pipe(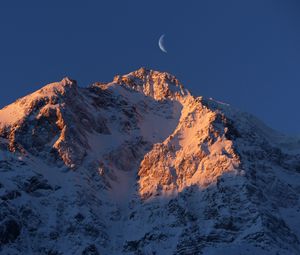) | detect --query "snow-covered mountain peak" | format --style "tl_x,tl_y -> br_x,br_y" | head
0,77 -> 79,130
60,76 -> 76,86
112,67 -> 188,100
30,76 -> 78,98
1,69 -> 300,255
35,77 -> 79,101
